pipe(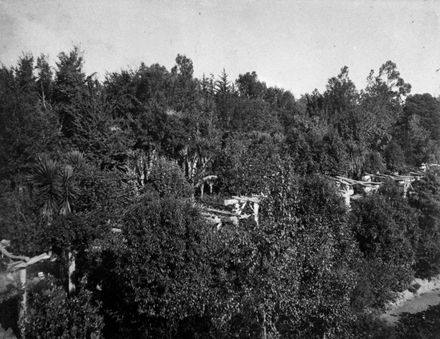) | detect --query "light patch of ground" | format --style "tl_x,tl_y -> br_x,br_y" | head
381,288 -> 440,324
381,274 -> 440,324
